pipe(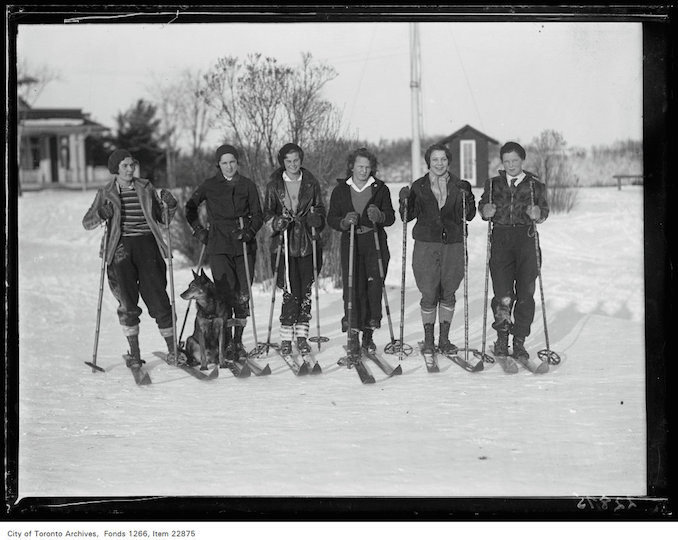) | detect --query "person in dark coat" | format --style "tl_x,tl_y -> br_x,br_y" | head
82,149 -> 180,367
263,143 -> 326,355
478,141 -> 549,361
184,144 -> 263,360
327,147 -> 395,356
399,143 -> 476,354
